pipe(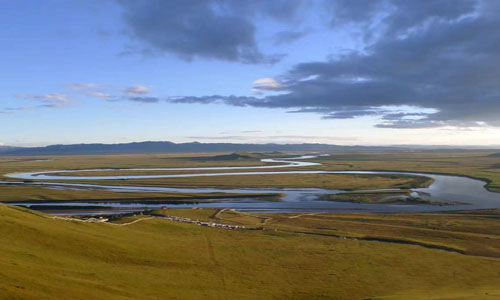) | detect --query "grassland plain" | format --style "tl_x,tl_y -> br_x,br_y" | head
58,173 -> 432,191
1,151 -> 498,190
0,184 -> 281,203
319,190 -> 442,204
1,205 -> 500,299
108,151 -> 498,192
312,151 -> 500,192
0,152 -> 441,203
